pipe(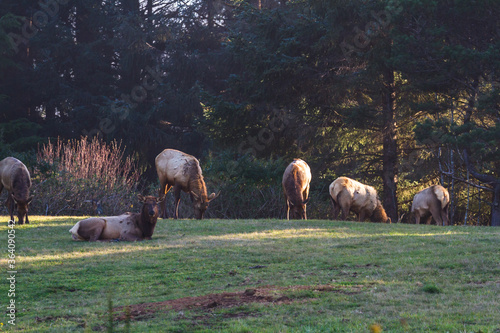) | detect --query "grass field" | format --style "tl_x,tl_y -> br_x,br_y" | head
1,216 -> 499,332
